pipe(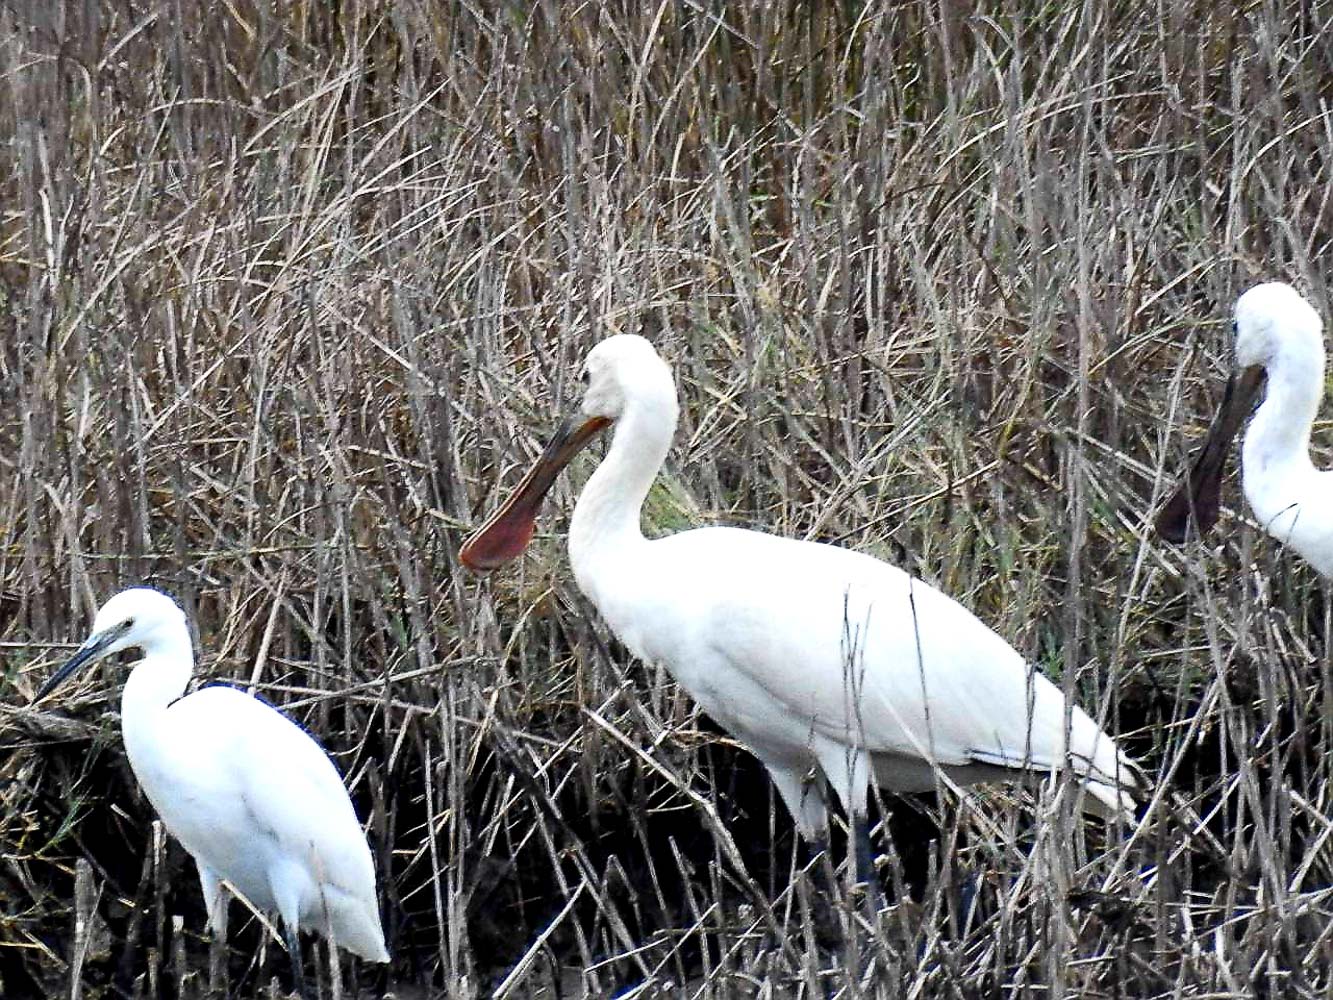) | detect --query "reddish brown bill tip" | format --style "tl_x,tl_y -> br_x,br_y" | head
458,414 -> 613,574
460,513 -> 537,572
